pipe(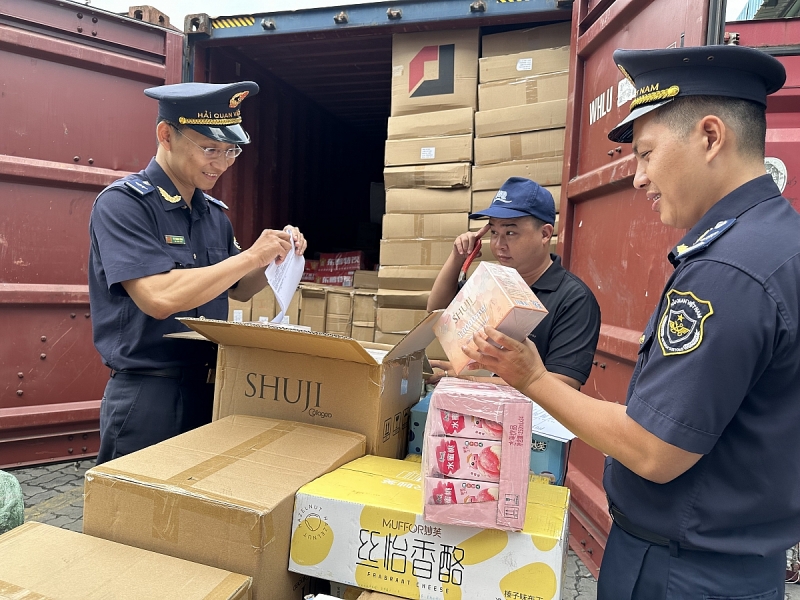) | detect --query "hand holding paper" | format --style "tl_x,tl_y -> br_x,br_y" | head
265,227 -> 305,323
